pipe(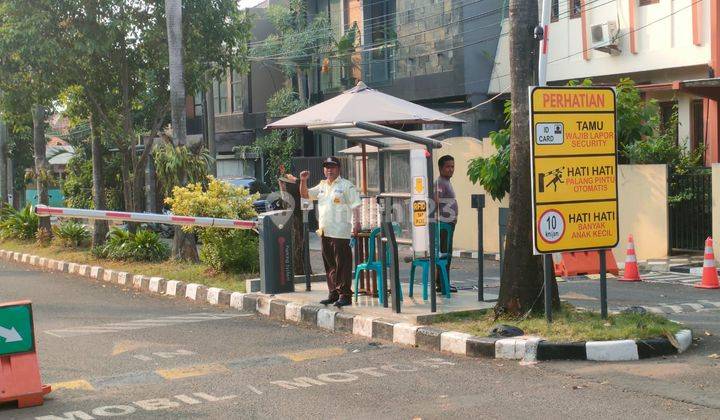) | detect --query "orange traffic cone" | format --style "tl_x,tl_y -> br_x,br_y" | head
619,234 -> 641,282
695,237 -> 719,289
